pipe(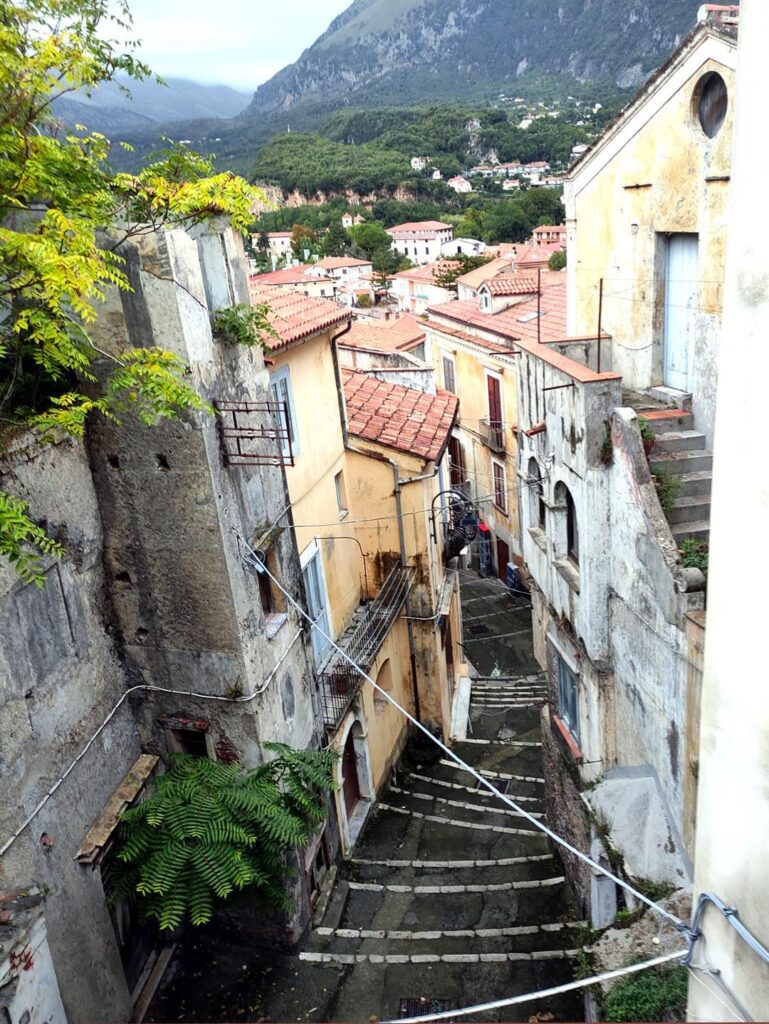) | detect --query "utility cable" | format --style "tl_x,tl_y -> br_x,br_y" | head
390,949 -> 688,1023
236,528 -> 686,933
